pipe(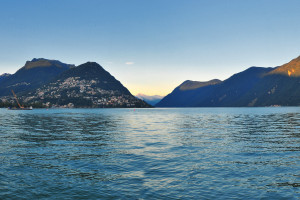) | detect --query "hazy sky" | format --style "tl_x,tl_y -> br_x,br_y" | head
1,0 -> 300,96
